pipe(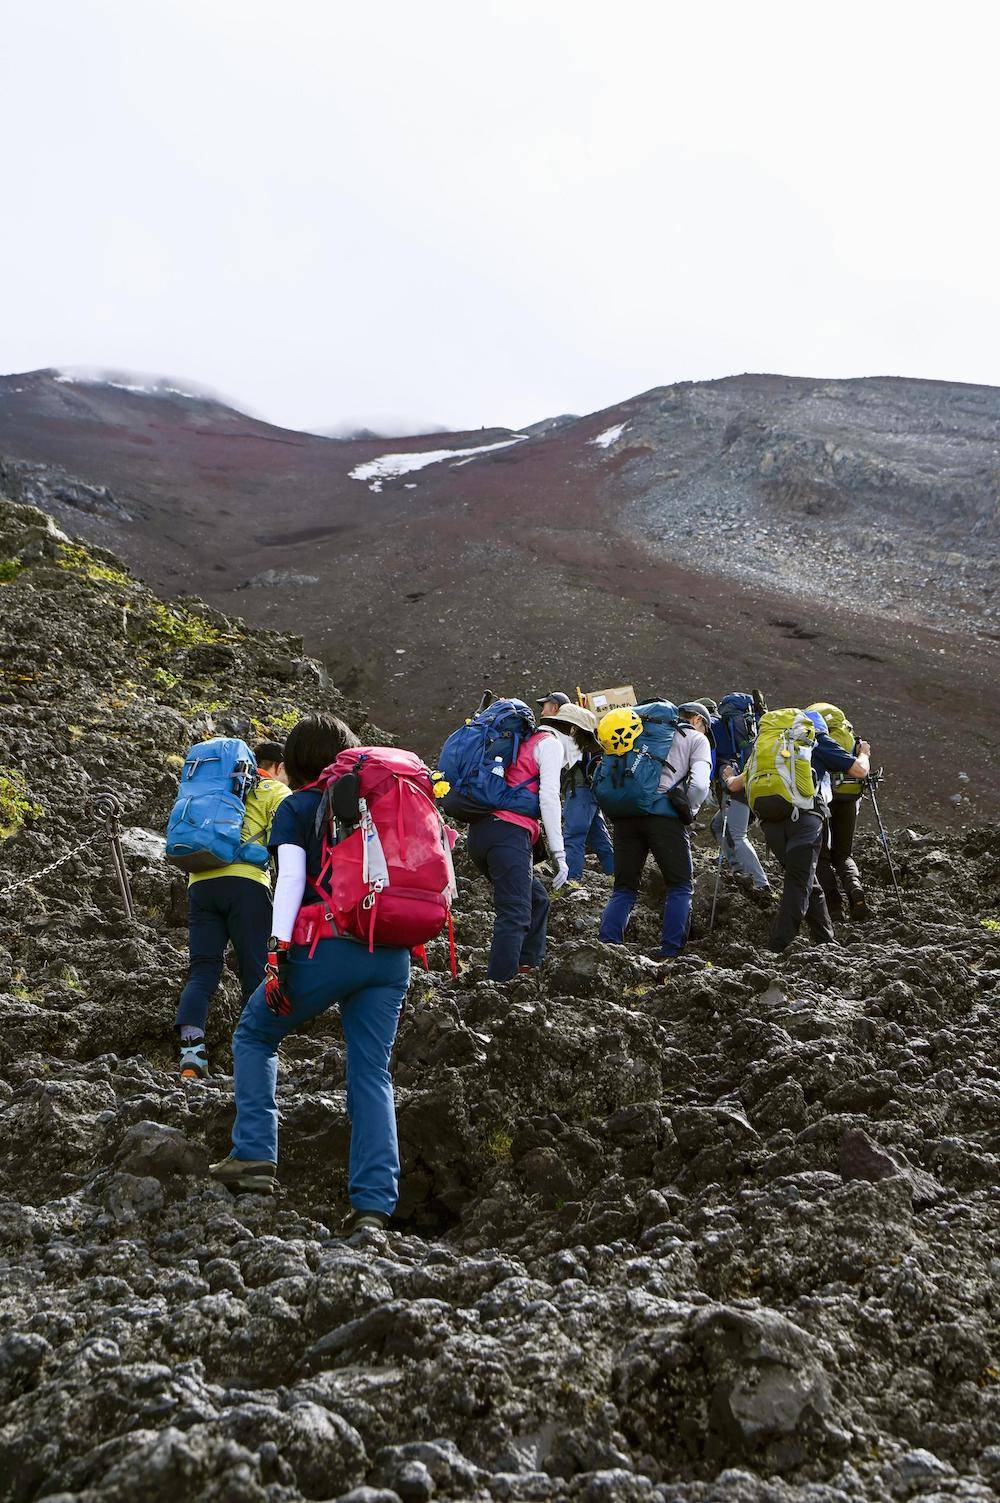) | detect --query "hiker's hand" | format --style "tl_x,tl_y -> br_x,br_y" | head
552,857 -> 570,891
264,941 -> 292,1016
858,740 -> 871,756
